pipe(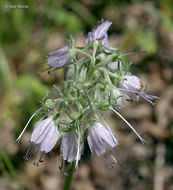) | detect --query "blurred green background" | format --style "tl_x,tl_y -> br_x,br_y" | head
0,0 -> 173,189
